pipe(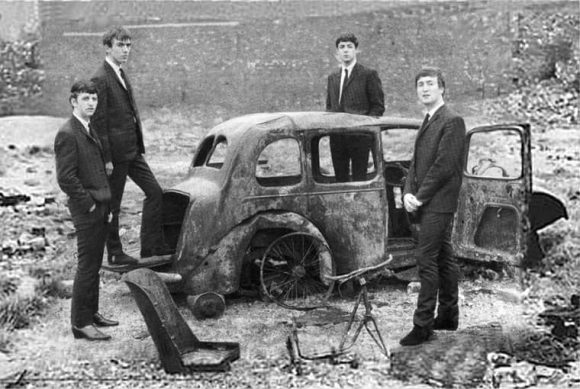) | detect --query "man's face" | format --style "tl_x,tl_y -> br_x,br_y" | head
106,38 -> 131,65
416,76 -> 444,107
72,92 -> 98,120
336,41 -> 357,66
